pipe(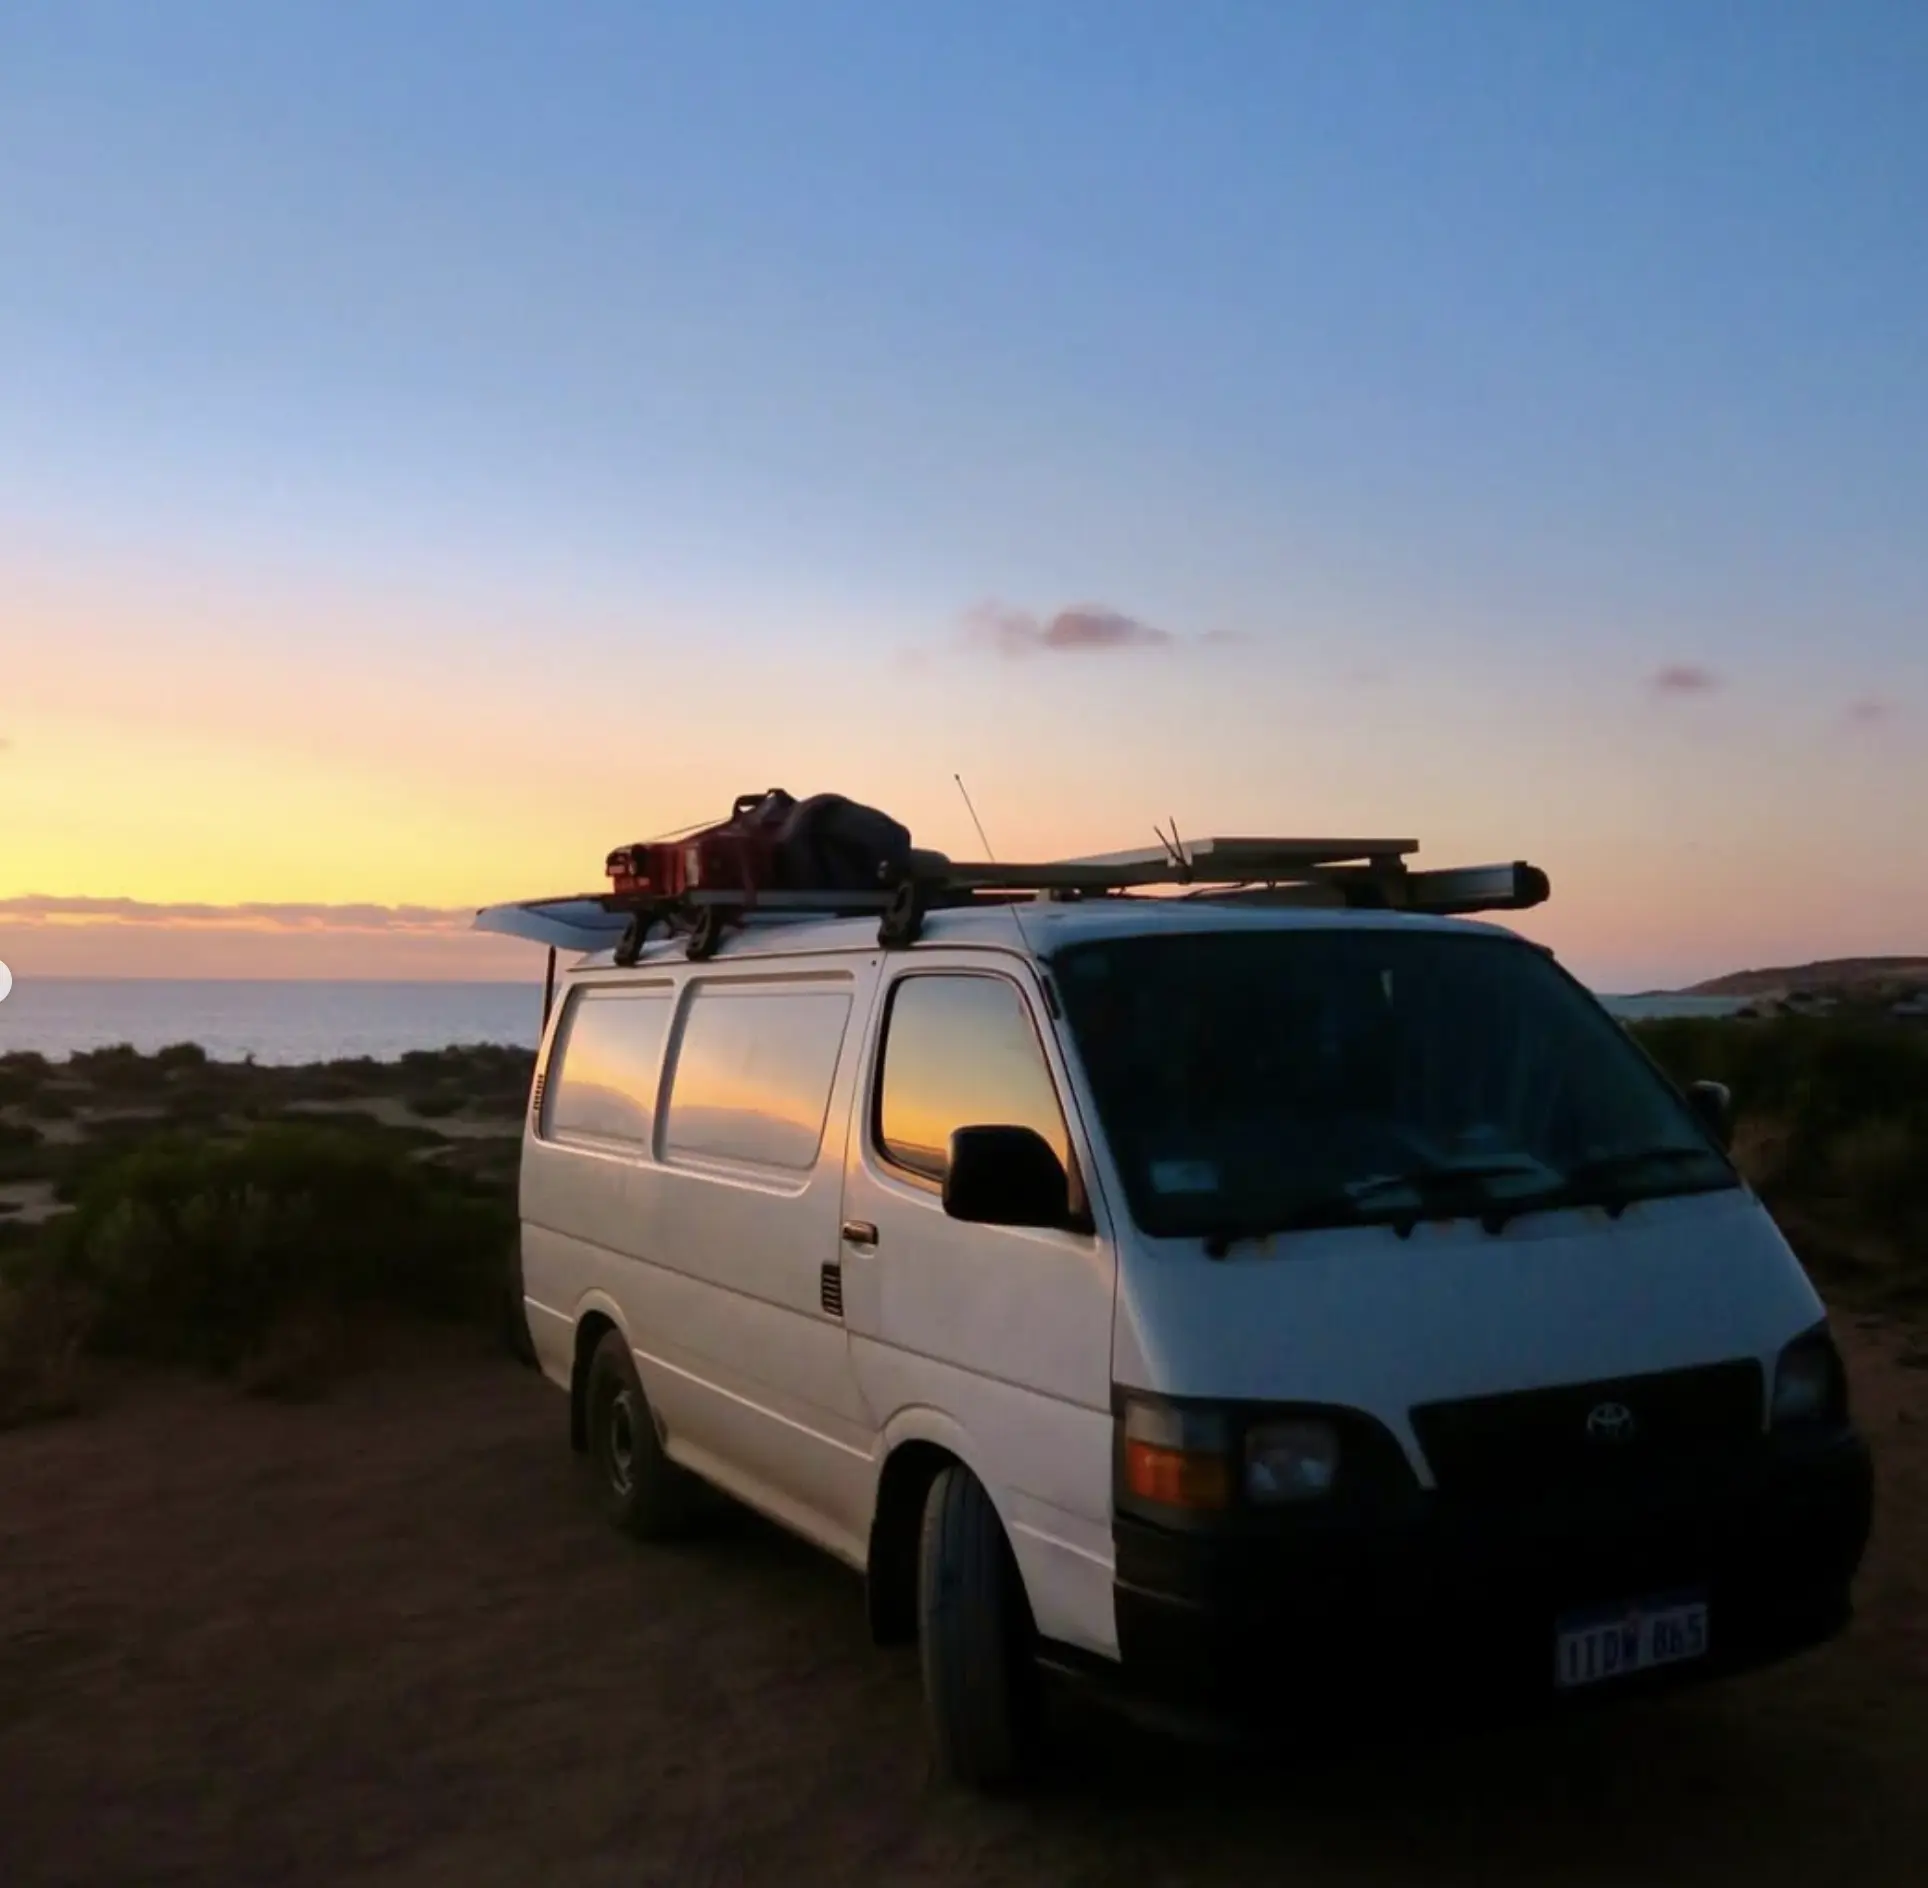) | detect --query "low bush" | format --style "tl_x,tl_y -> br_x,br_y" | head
1631,1016 -> 1928,1297
0,1052 -> 51,1107
1631,1016 -> 1928,1130
20,1123 -> 516,1380
67,1043 -> 169,1095
0,1120 -> 48,1182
